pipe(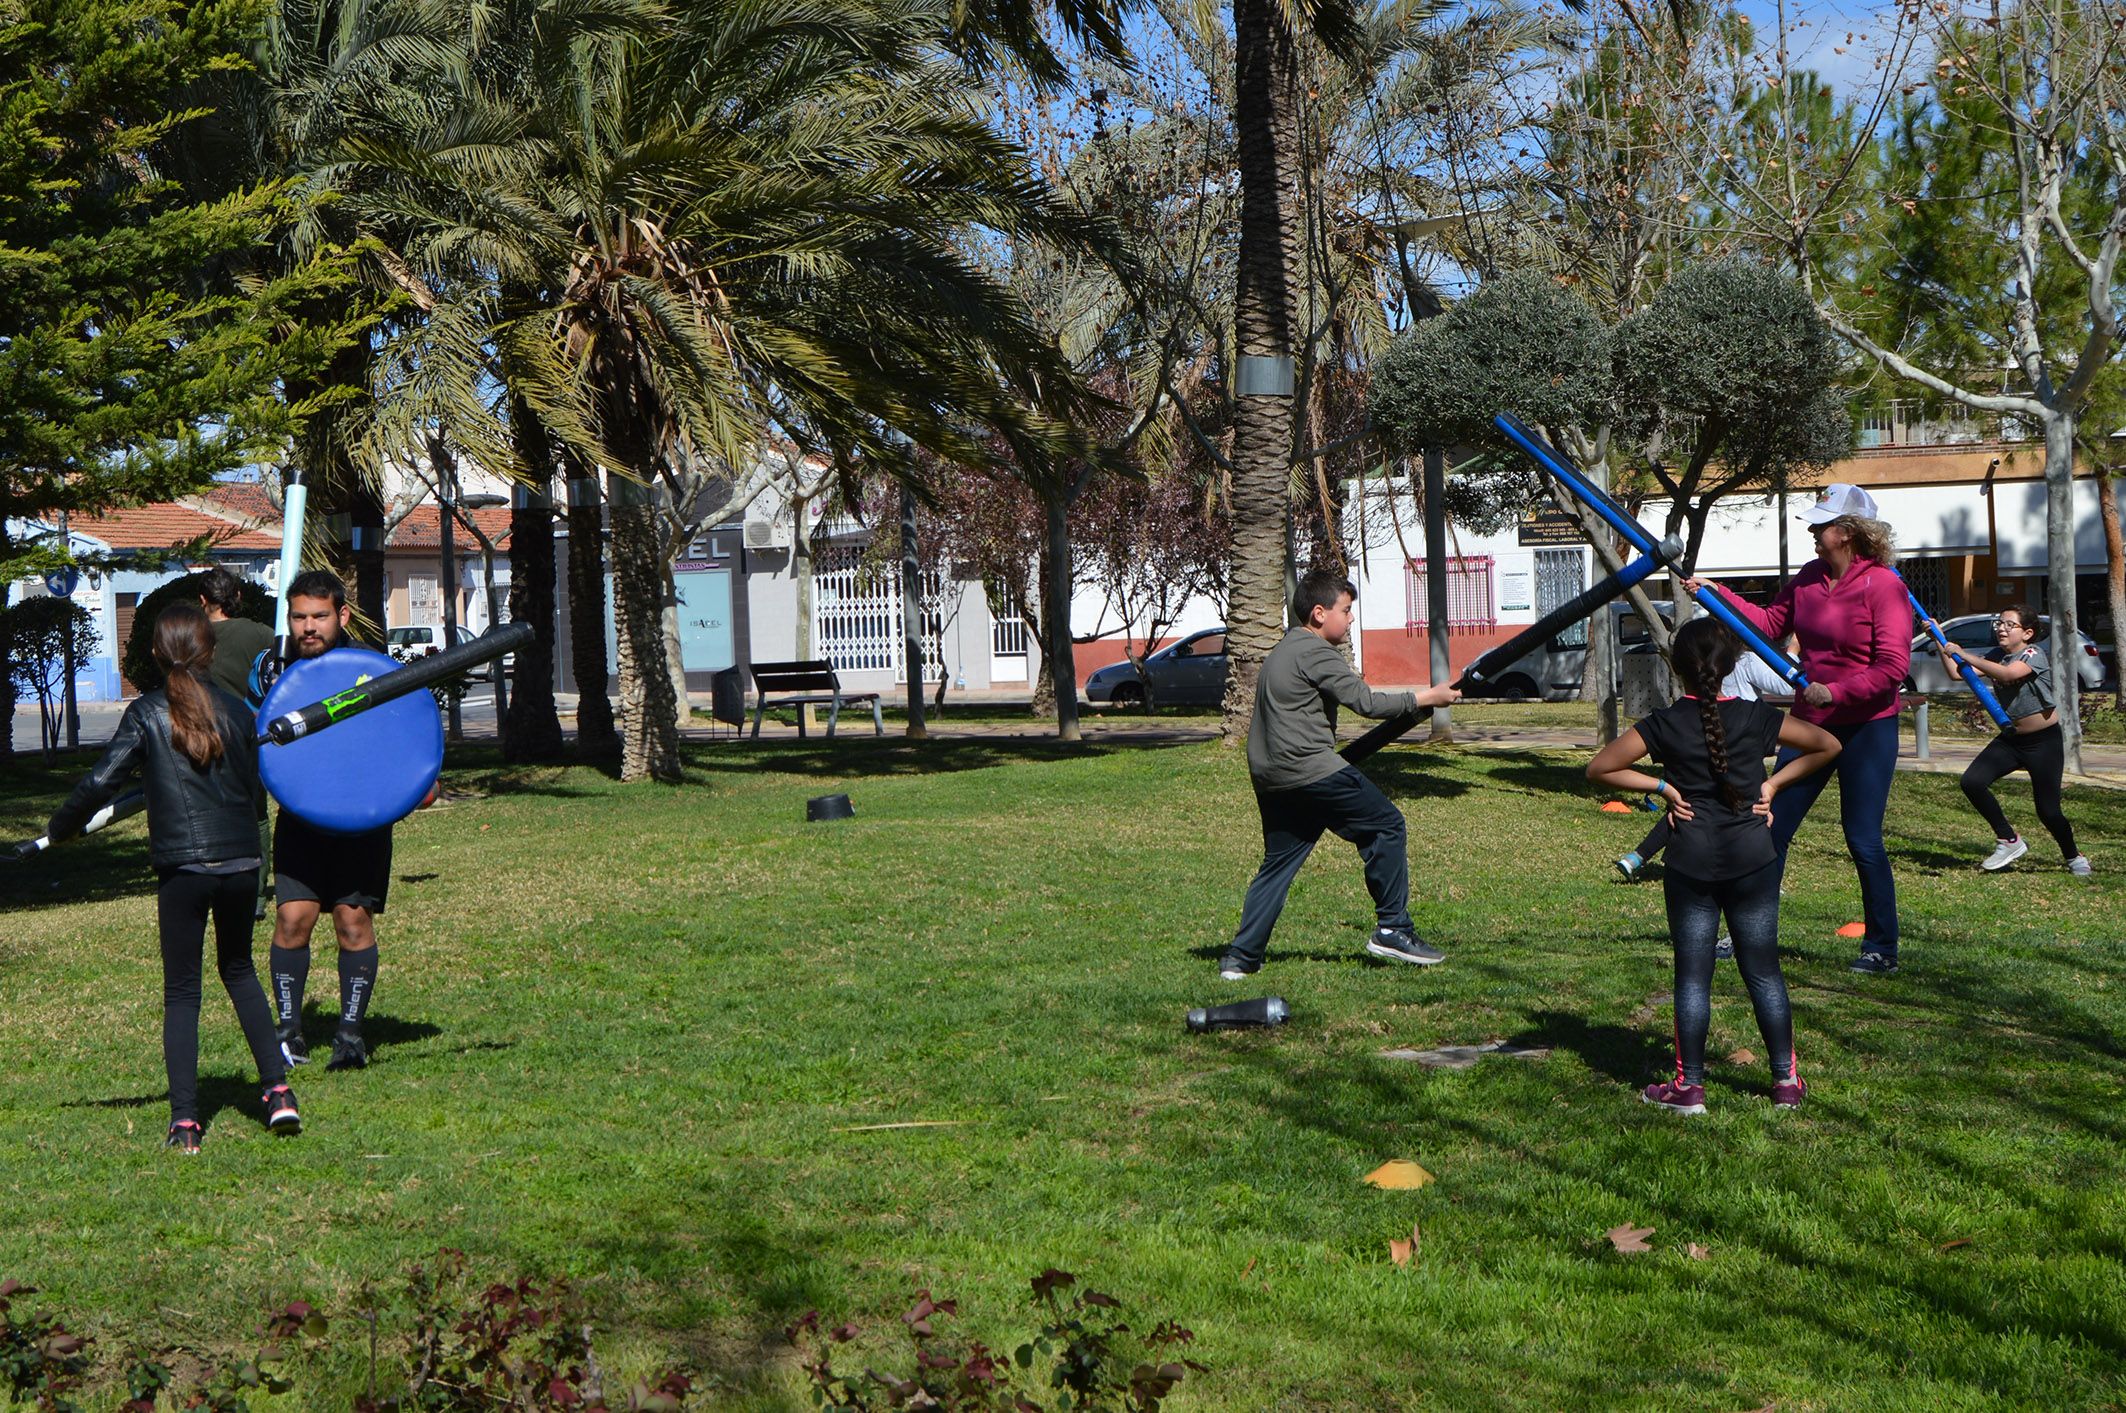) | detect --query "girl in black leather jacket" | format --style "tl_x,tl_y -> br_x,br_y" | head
46,603 -> 301,1152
